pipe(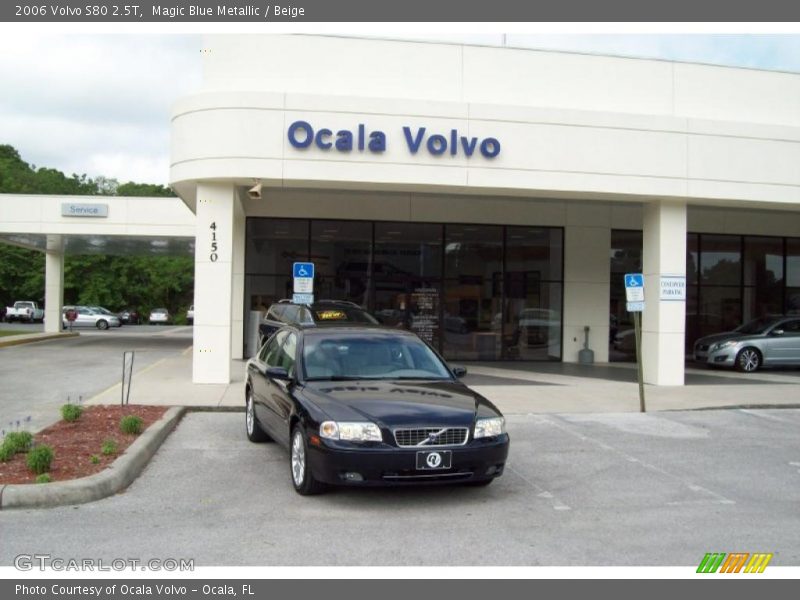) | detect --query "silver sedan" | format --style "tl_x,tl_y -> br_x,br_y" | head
63,306 -> 122,330
693,316 -> 800,372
